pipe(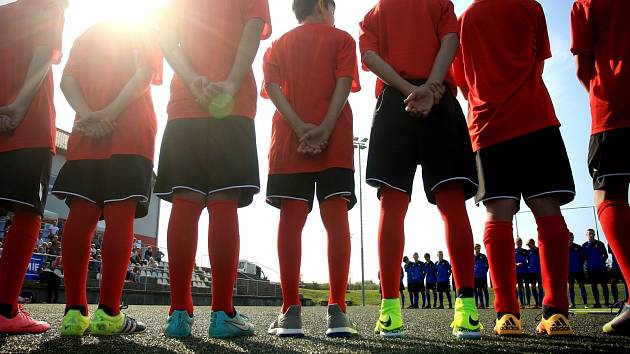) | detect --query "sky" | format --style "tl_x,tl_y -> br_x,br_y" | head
2,0 -> 606,283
